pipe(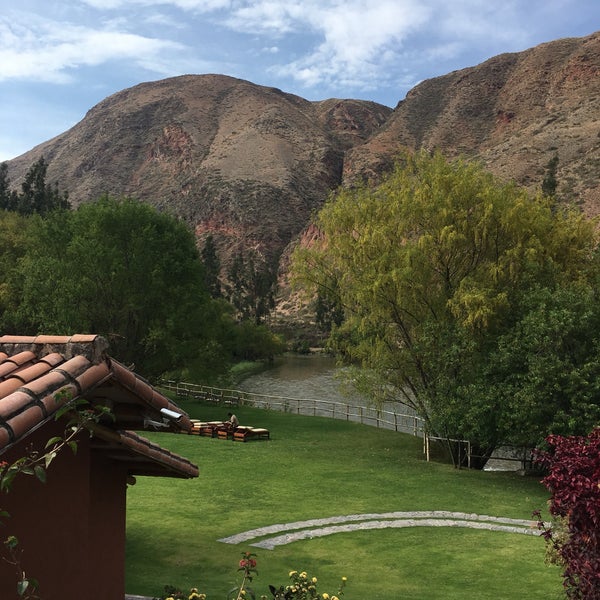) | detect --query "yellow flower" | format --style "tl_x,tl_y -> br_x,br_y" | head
341,577 -> 347,582
289,571 -> 298,577
332,596 -> 339,600
322,594 -> 330,600
312,577 -> 318,583
300,571 -> 307,579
